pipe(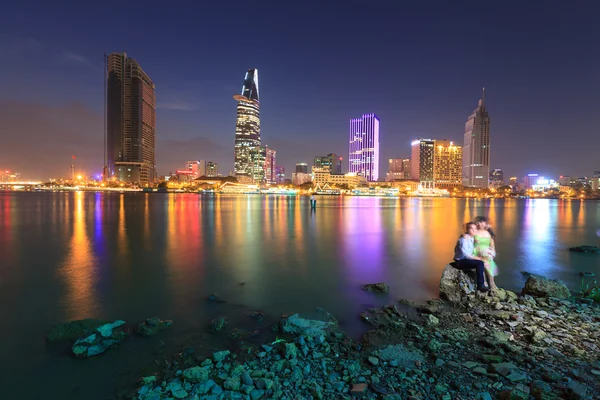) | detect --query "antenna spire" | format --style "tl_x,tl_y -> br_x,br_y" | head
482,87 -> 485,106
